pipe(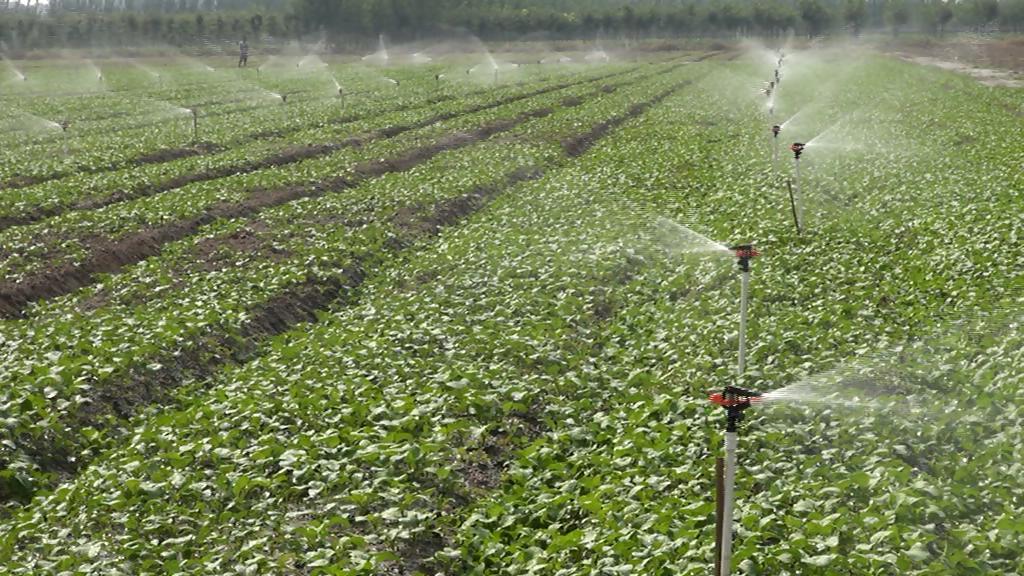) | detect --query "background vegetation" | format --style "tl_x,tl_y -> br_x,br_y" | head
1,0 -> 1023,52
